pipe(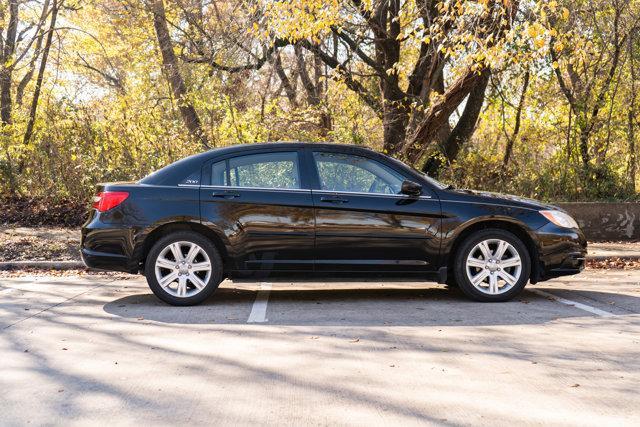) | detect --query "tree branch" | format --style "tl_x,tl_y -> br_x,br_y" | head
180,38 -> 289,74
300,40 -> 382,116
